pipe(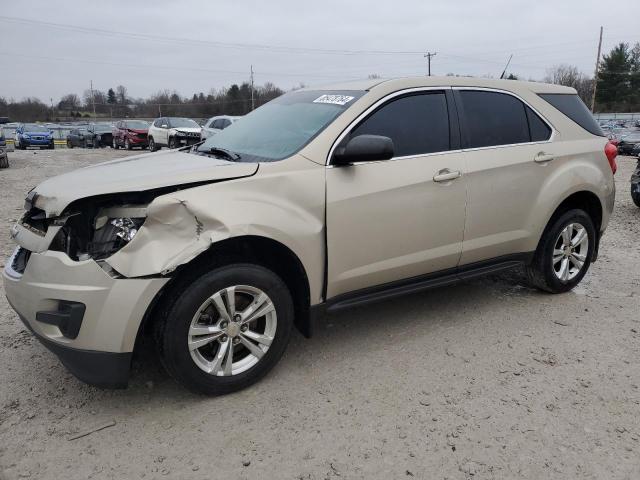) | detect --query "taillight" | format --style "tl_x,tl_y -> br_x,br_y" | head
604,141 -> 617,174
